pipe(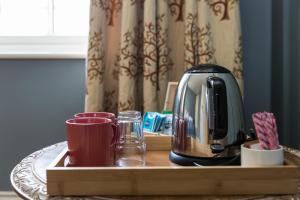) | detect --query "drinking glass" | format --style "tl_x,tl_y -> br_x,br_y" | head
116,111 -> 146,166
